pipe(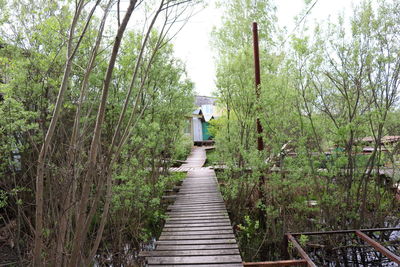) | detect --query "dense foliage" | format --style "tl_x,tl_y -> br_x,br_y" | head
211,0 -> 400,262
